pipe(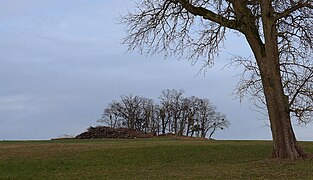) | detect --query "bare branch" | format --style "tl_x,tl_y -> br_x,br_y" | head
275,1 -> 313,21
174,0 -> 240,30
